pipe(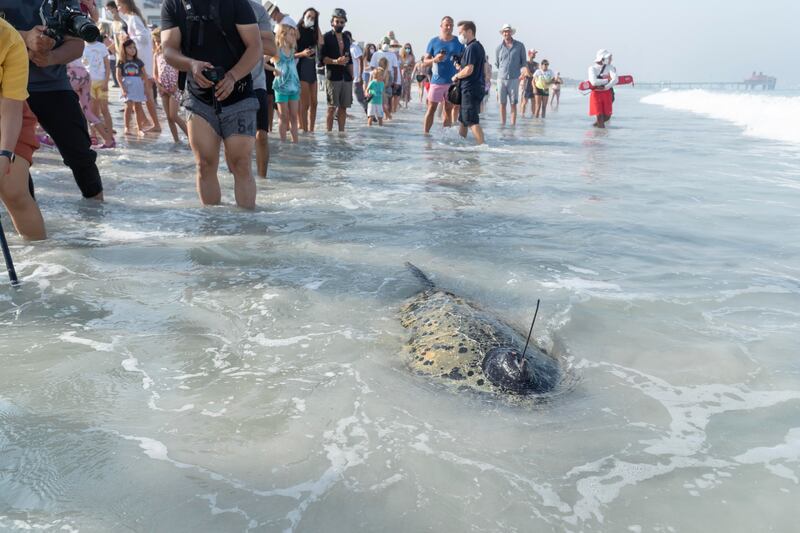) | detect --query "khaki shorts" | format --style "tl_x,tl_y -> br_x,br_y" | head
91,80 -> 108,100
326,80 -> 353,108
